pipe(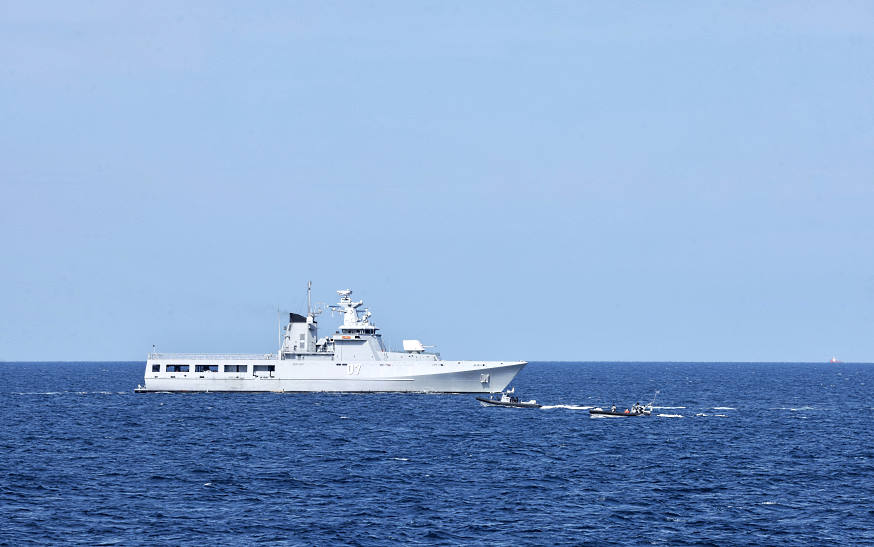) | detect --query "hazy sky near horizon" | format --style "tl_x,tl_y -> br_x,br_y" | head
2,2 -> 873,362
